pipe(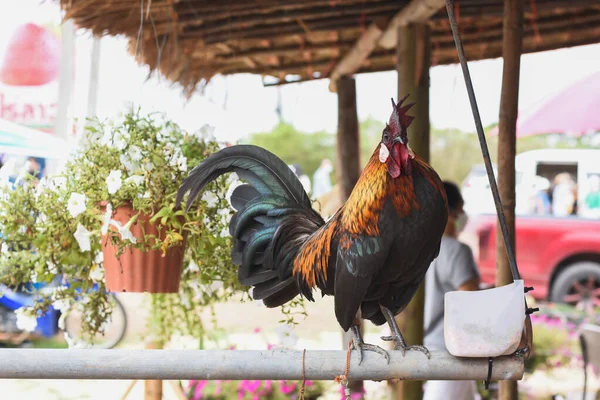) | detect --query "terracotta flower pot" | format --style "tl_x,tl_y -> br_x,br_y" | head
101,204 -> 185,293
